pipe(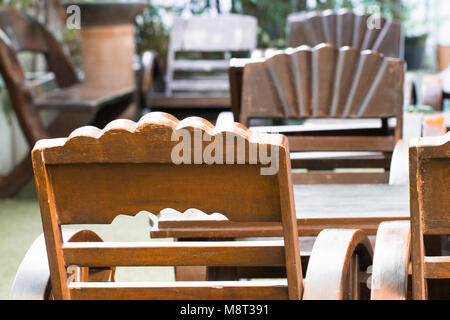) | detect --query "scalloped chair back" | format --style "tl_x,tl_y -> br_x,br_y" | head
31,112 -> 302,300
